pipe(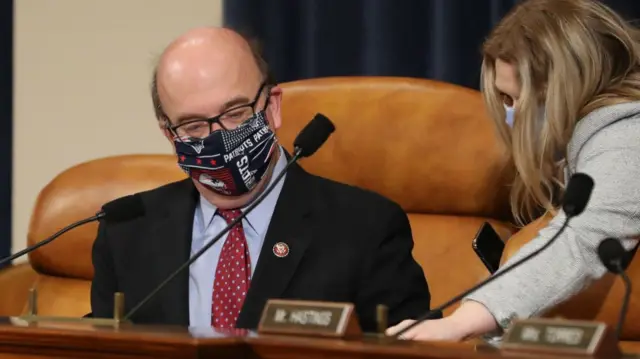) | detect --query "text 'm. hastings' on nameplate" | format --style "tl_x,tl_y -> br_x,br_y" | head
257,299 -> 361,338
501,318 -> 621,359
